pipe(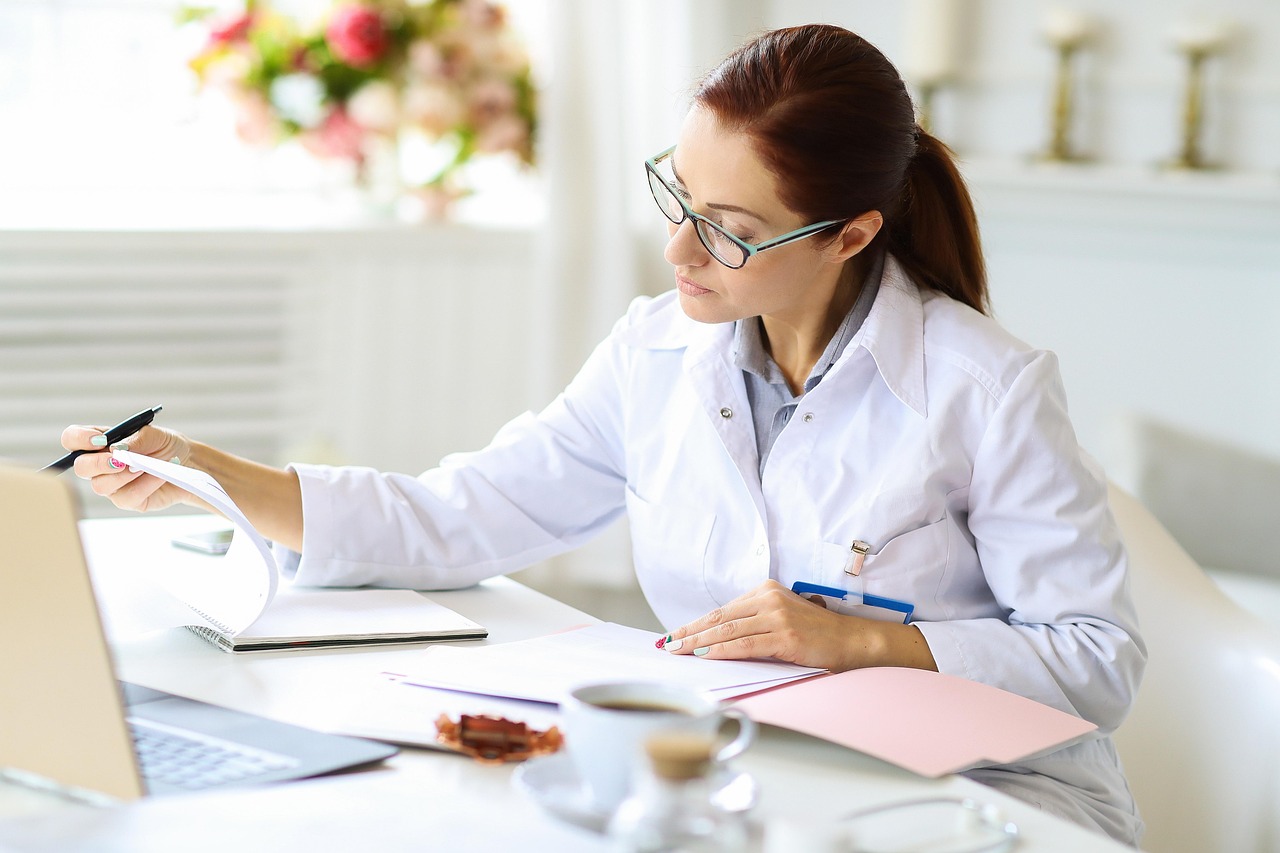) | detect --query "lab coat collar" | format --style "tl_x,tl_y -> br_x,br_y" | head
854,255 -> 928,418
617,253 -> 929,418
